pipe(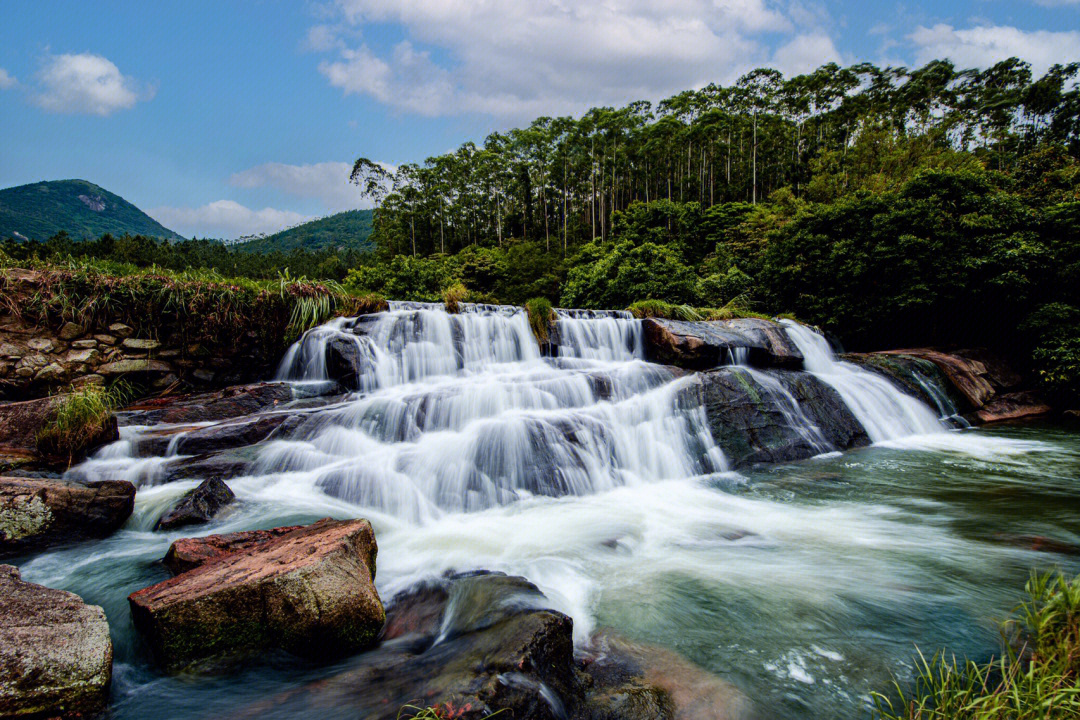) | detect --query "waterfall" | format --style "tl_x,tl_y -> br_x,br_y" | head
554,309 -> 644,361
731,366 -> 835,455
780,320 -> 944,442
